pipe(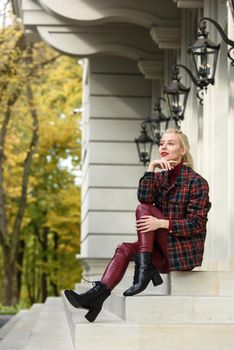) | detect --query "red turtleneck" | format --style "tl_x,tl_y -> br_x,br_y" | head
168,161 -> 183,186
